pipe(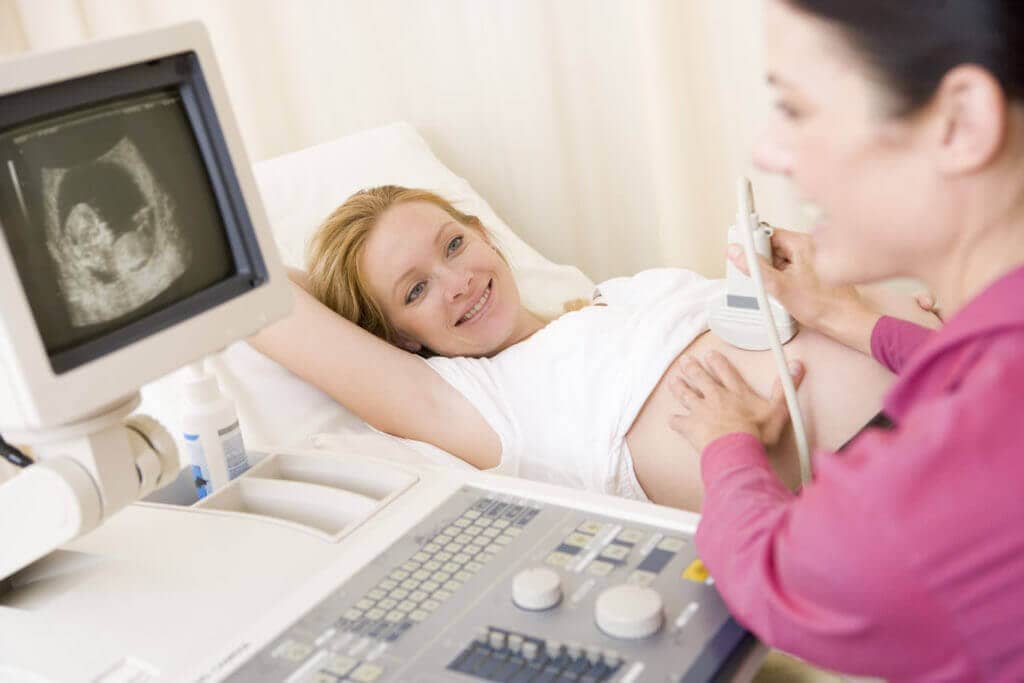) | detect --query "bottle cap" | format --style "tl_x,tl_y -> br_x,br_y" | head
184,370 -> 221,404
